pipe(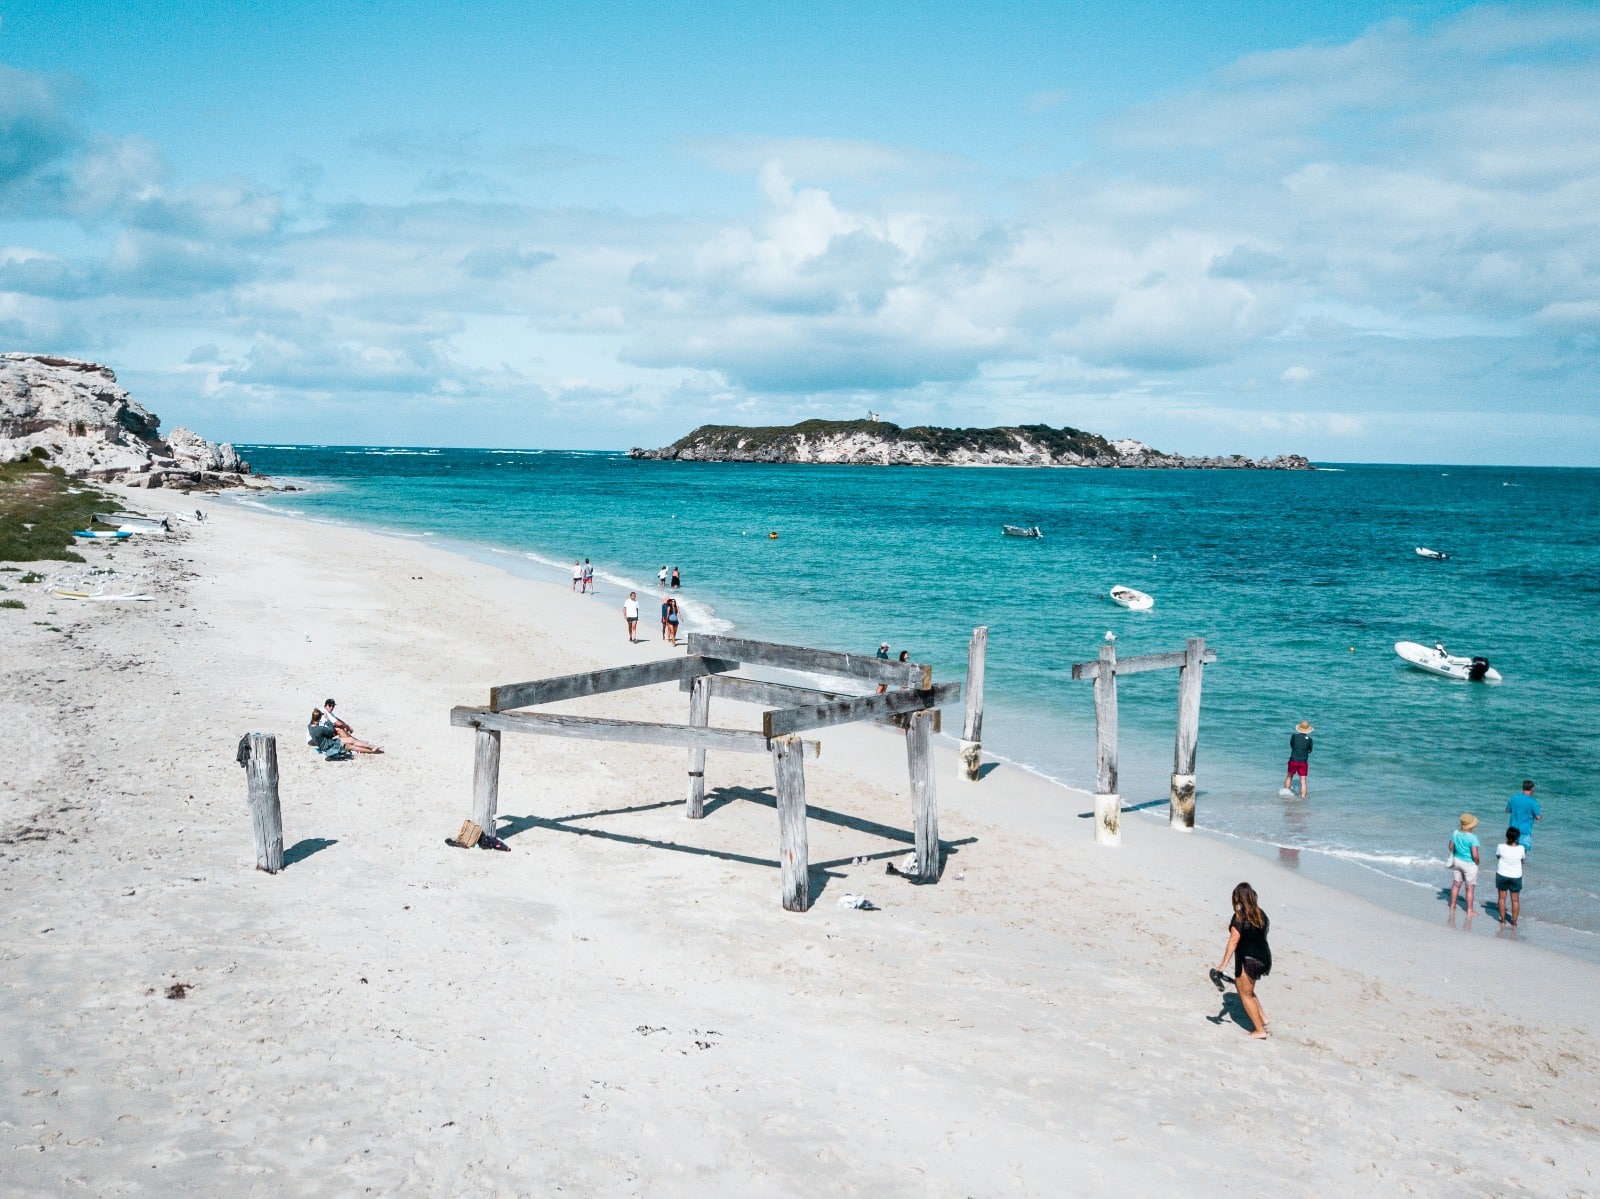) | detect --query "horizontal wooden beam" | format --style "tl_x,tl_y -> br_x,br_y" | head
677,674 -> 856,708
764,681 -> 962,739
687,633 -> 927,687
1071,649 -> 1217,681
491,654 -> 739,712
453,706 -> 819,758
